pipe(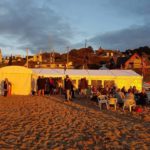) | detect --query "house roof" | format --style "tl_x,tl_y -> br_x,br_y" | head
116,53 -> 142,67
116,57 -> 129,67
